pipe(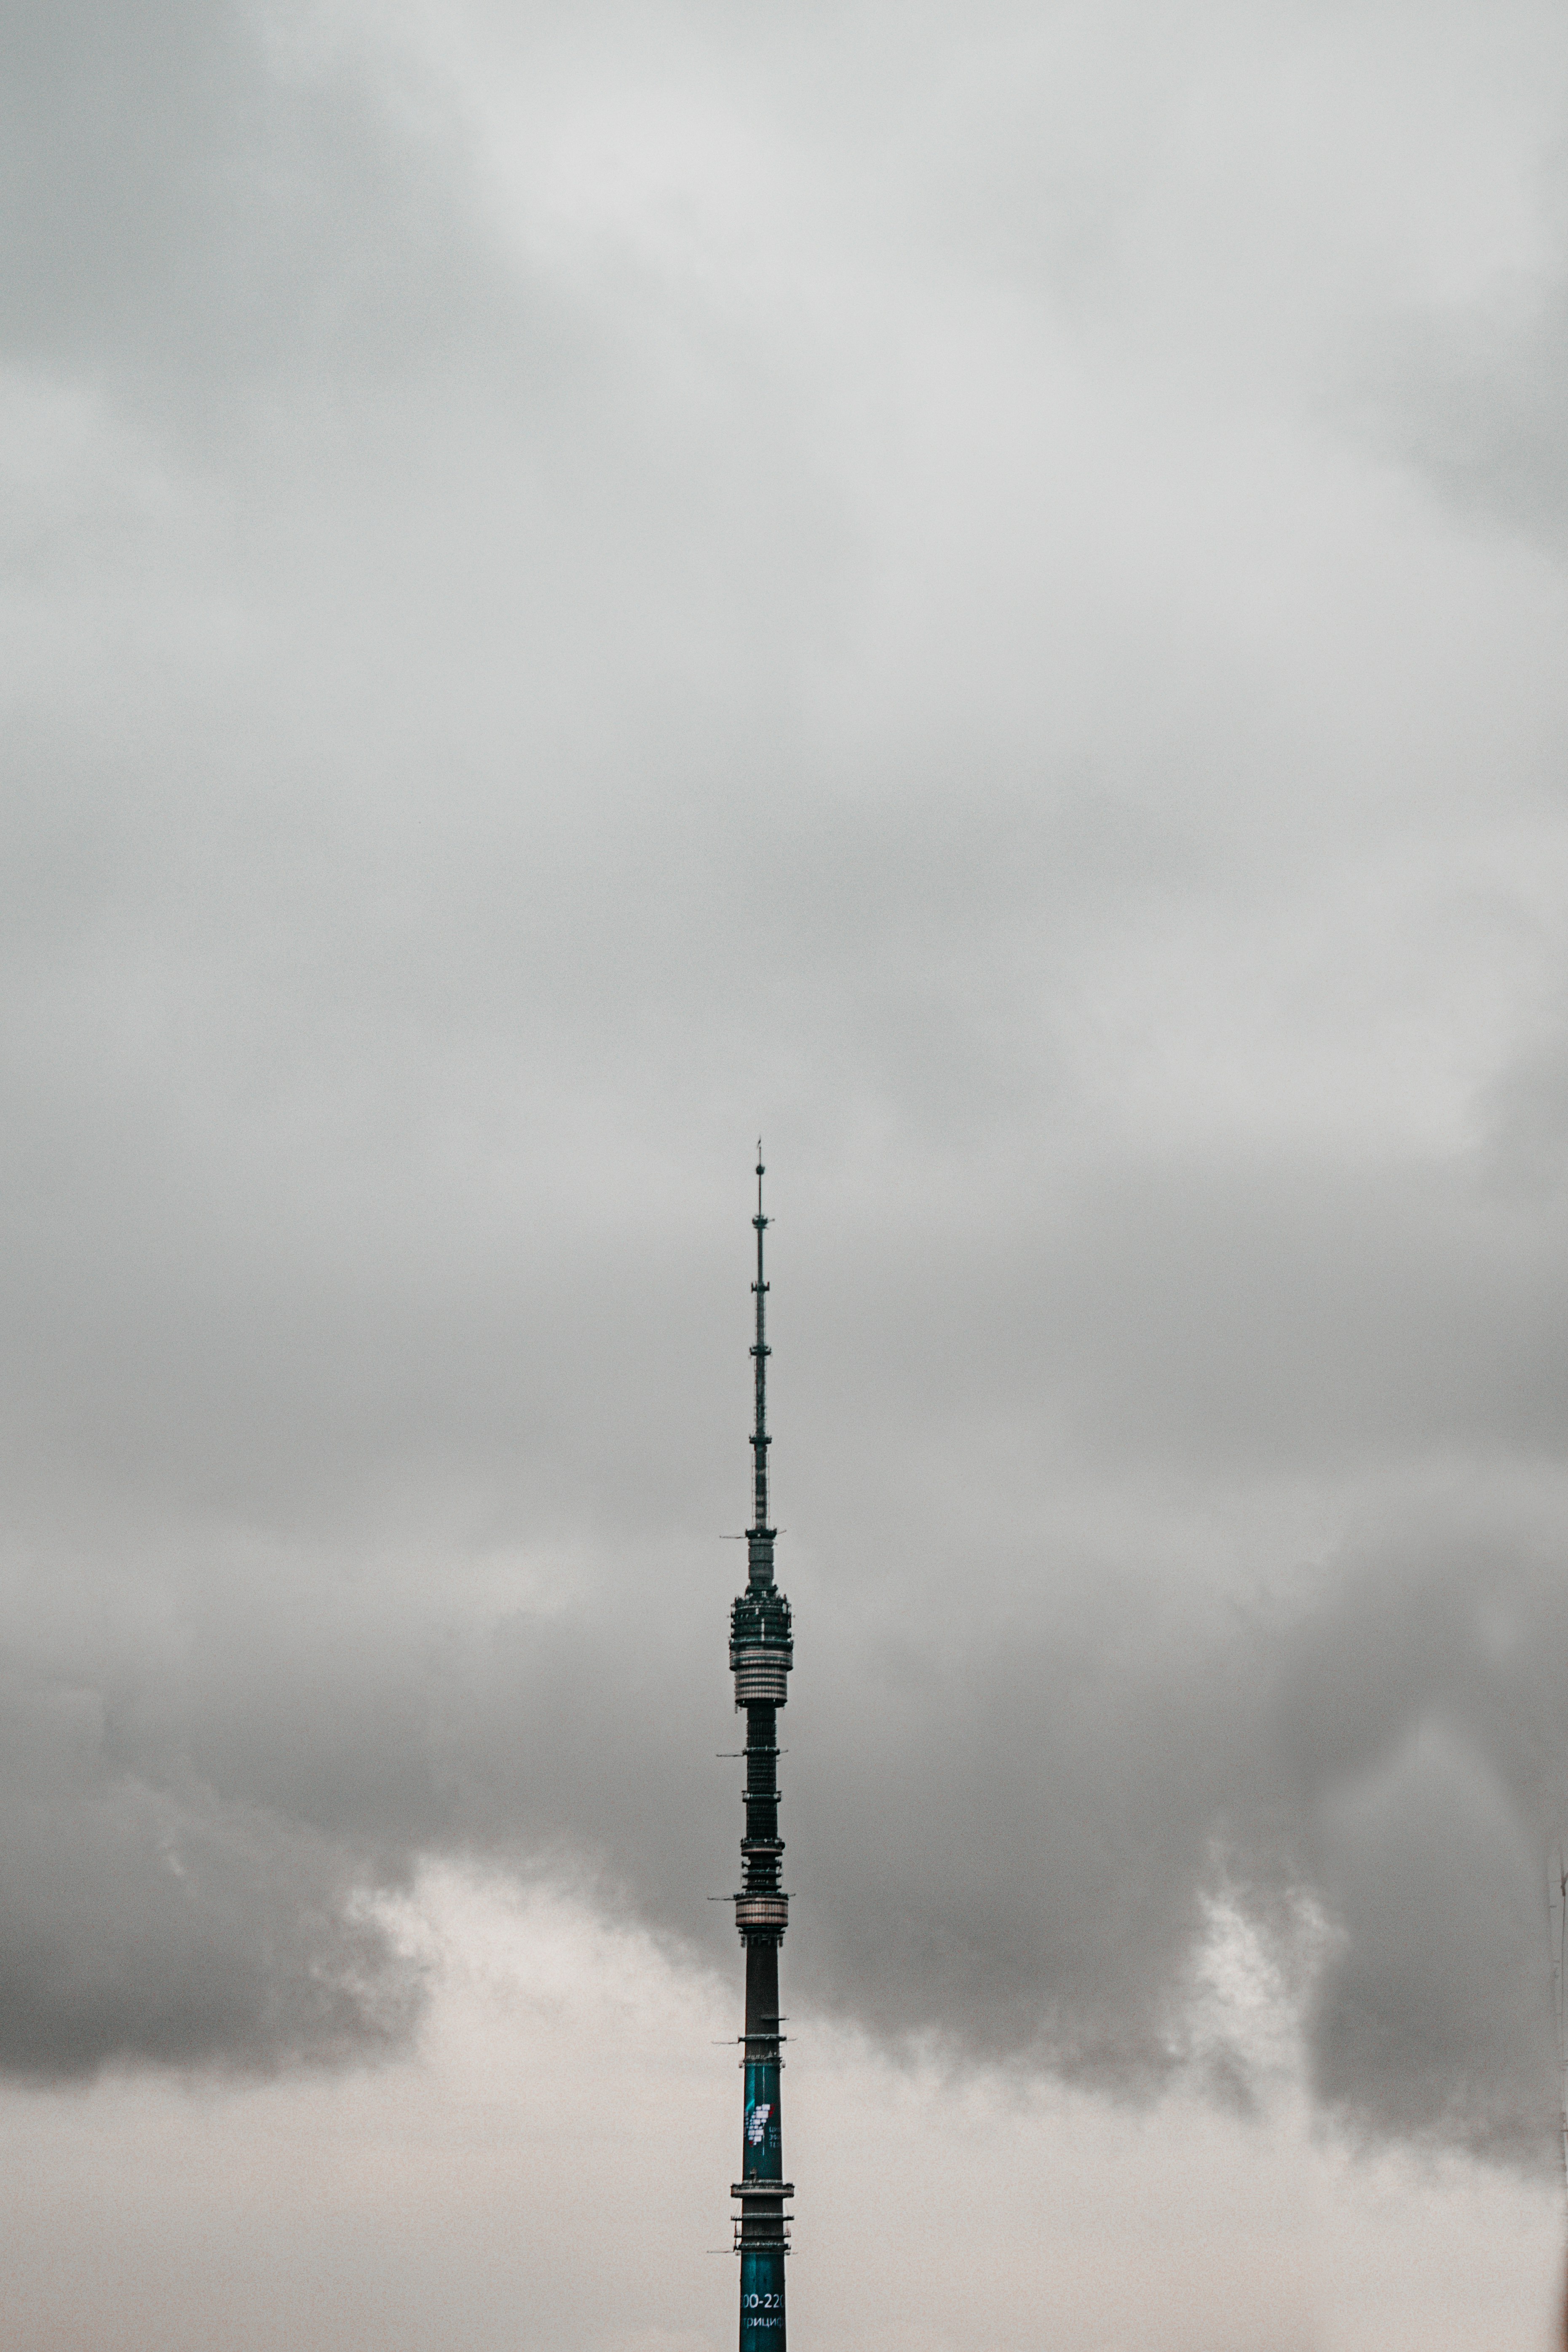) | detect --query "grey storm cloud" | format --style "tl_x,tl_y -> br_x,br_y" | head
4,0 -> 1568,2191
1371,284 -> 1568,557
0,1663 -> 420,2076
6,1521 -> 1568,2163
0,0 -> 506,394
